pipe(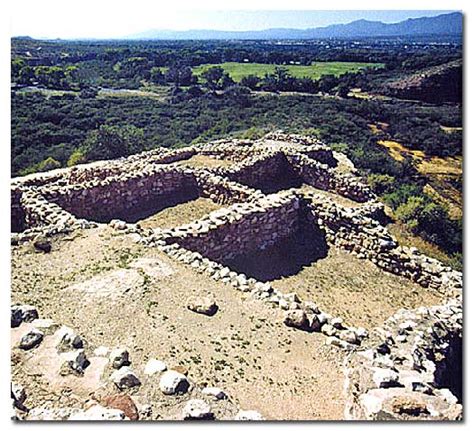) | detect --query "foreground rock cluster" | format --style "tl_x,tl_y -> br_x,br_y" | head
11,305 -> 264,421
